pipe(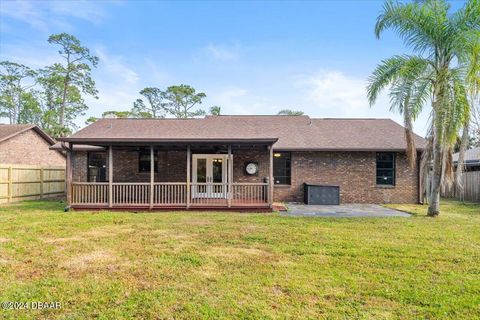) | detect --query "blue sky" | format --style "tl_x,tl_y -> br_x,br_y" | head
0,1 -> 466,135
